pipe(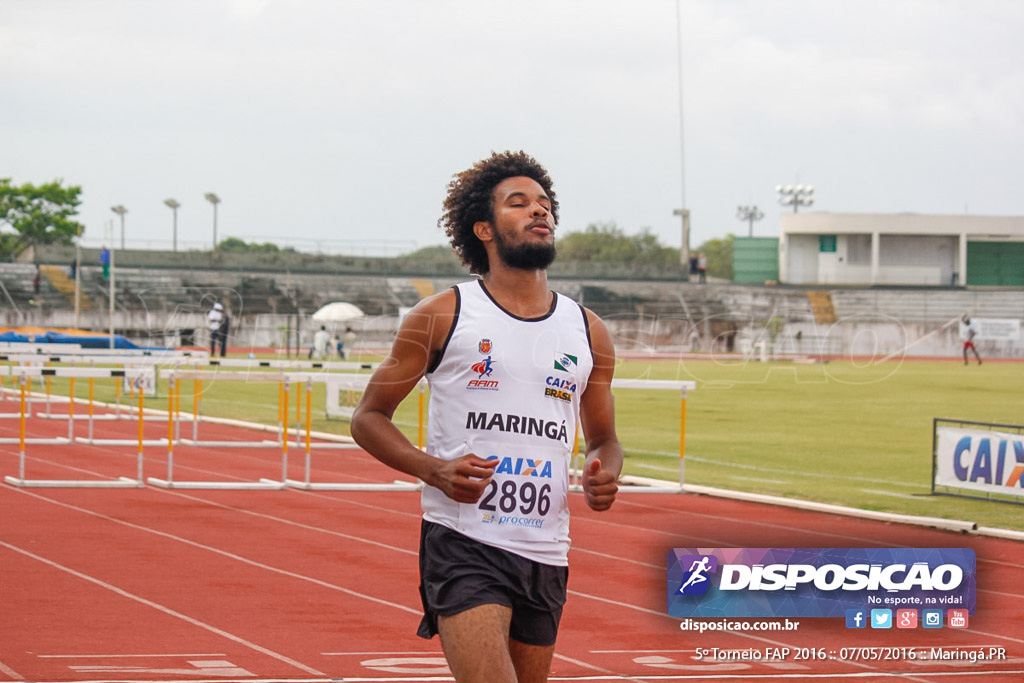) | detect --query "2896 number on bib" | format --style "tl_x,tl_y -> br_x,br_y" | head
458,444 -> 568,543
479,480 -> 552,517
